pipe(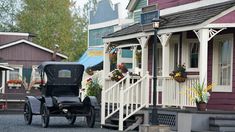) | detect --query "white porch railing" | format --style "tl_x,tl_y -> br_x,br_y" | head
151,76 -> 199,108
101,72 -> 150,131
